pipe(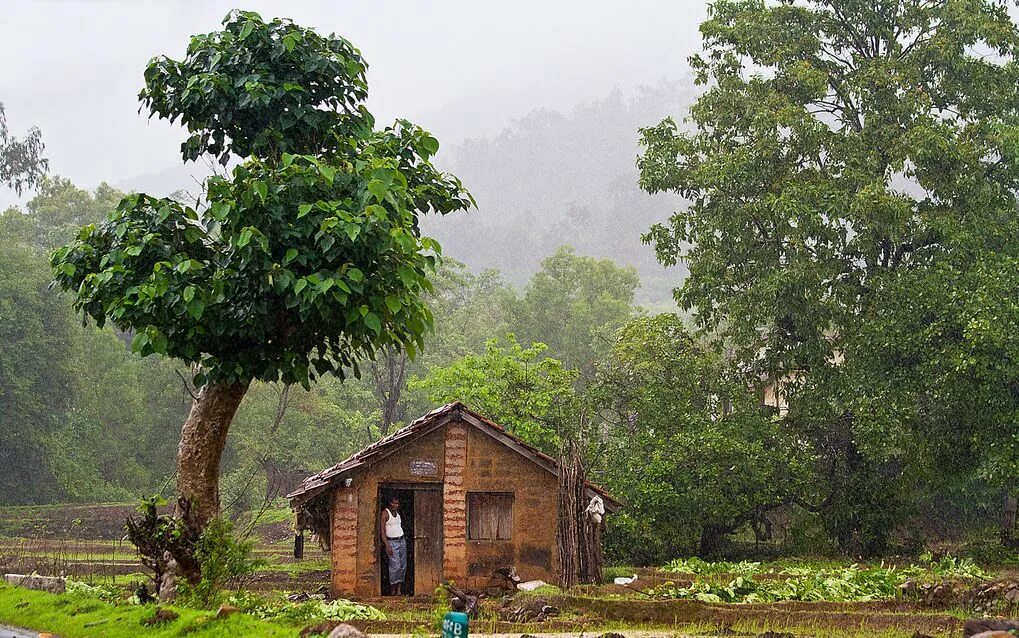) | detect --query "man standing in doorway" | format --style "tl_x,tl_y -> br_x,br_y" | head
380,495 -> 407,595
